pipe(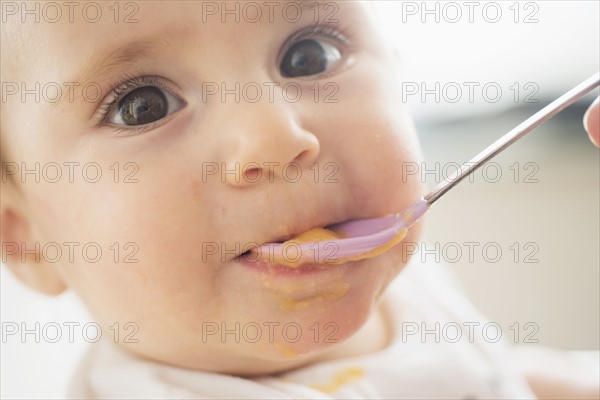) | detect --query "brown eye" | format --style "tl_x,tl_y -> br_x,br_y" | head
117,86 -> 167,126
106,84 -> 185,127
280,39 -> 342,78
